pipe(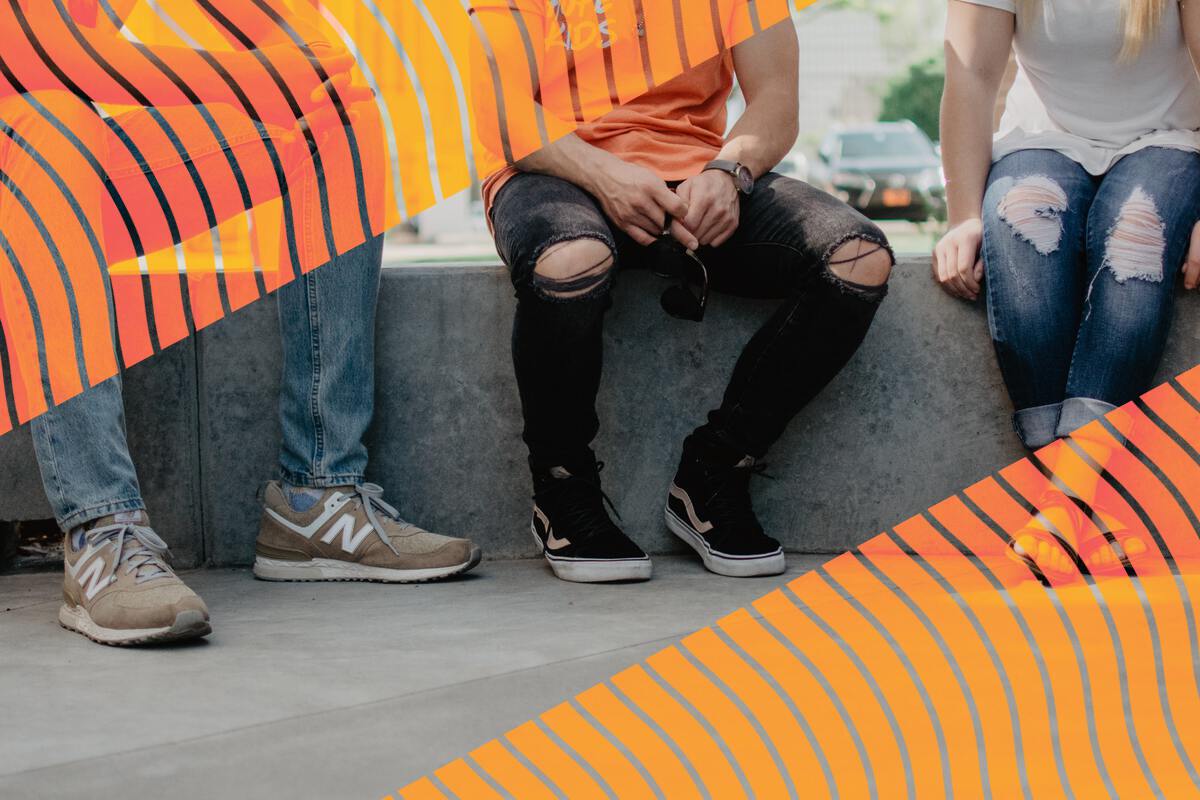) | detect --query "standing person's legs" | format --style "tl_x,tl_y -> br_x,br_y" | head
3,93 -> 210,644
489,172 -> 651,583
31,377 -> 144,531
664,173 -> 893,576
254,118 -> 481,583
980,149 -> 1097,449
